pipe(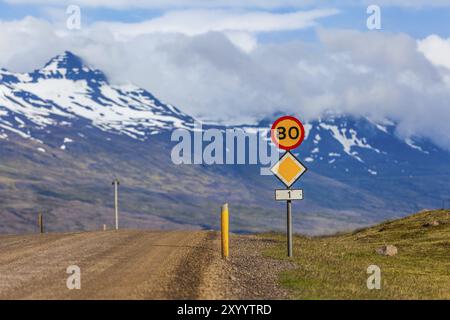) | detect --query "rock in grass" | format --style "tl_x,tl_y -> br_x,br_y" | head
376,245 -> 398,256
423,221 -> 440,227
